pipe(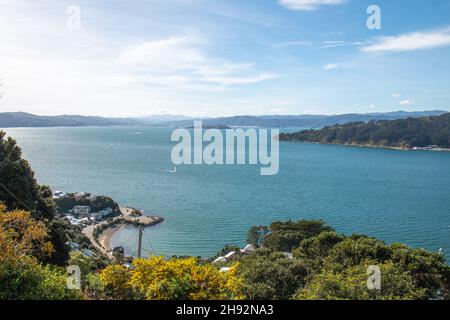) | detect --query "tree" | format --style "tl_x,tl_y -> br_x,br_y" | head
0,131 -> 55,220
295,261 -> 426,300
280,113 -> 450,149
263,220 -> 333,252
293,231 -> 345,271
0,132 -> 75,265
246,226 -> 269,248
0,203 -> 81,300
0,203 -> 53,261
237,249 -> 308,300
